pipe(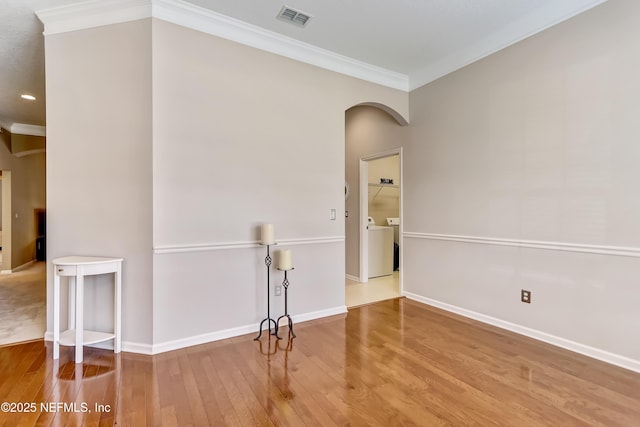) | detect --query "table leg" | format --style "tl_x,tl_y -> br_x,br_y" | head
68,277 -> 76,329
53,270 -> 60,360
114,266 -> 121,353
75,271 -> 84,364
